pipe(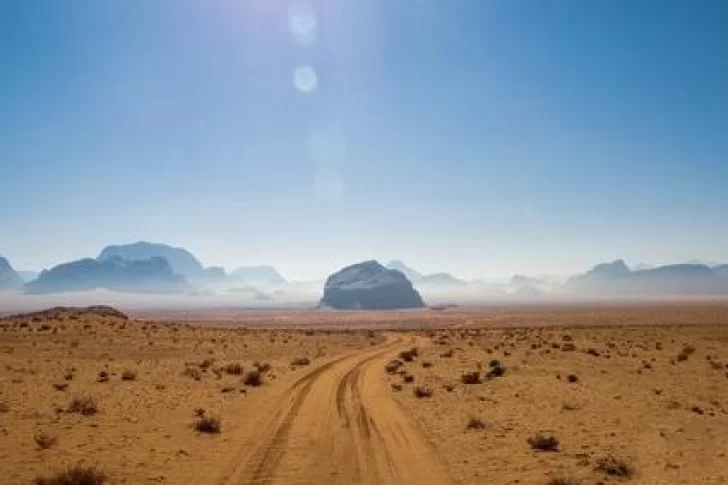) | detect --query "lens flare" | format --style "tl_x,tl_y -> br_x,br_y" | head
293,65 -> 318,93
